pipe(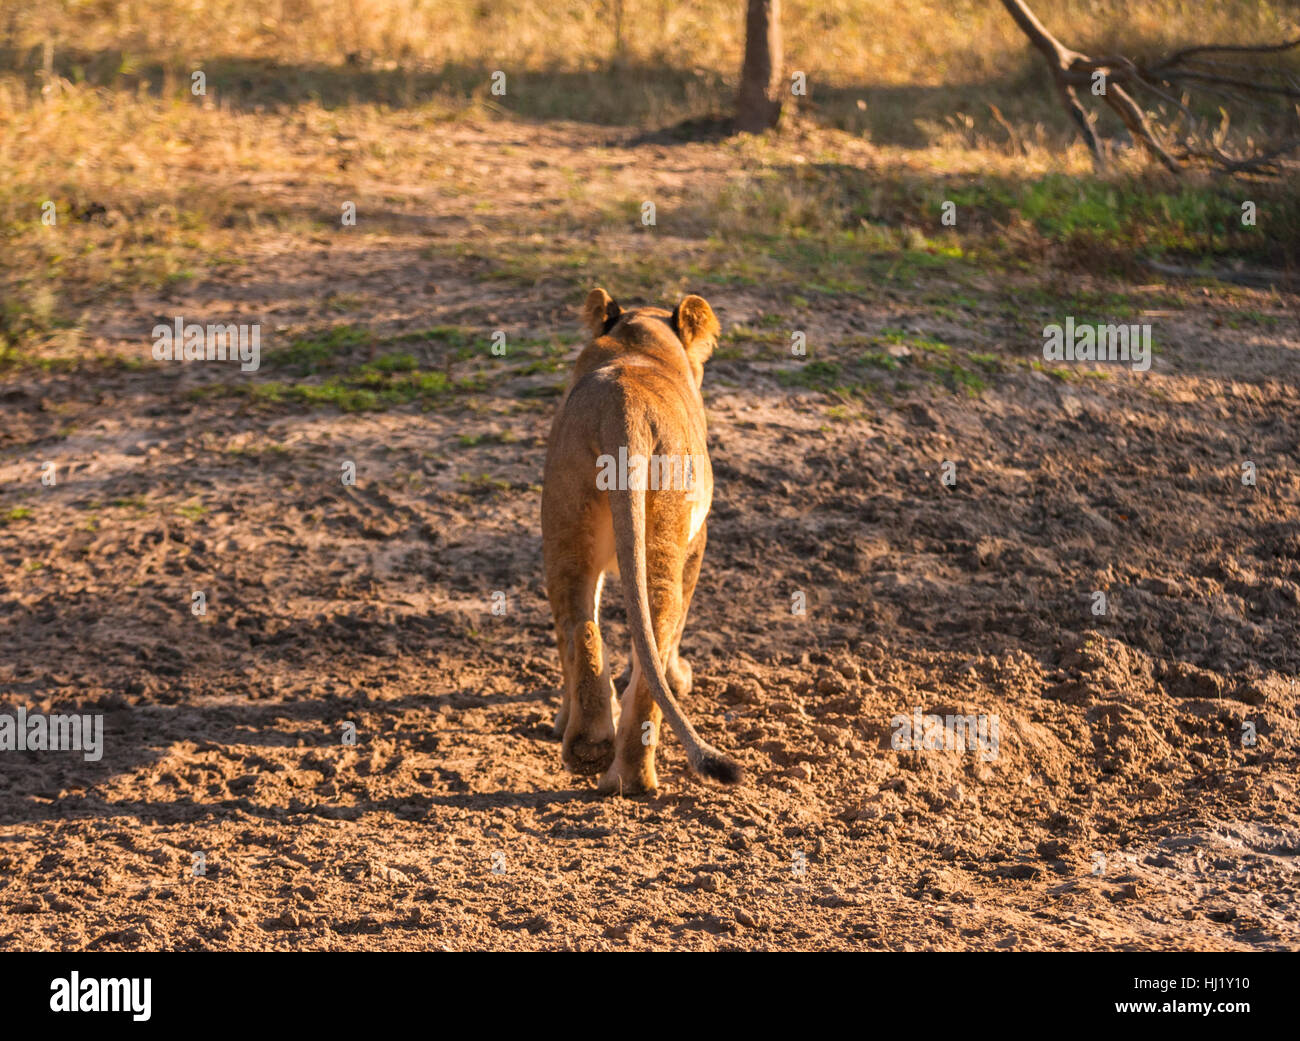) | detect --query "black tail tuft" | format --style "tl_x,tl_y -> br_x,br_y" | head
695,748 -> 744,785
